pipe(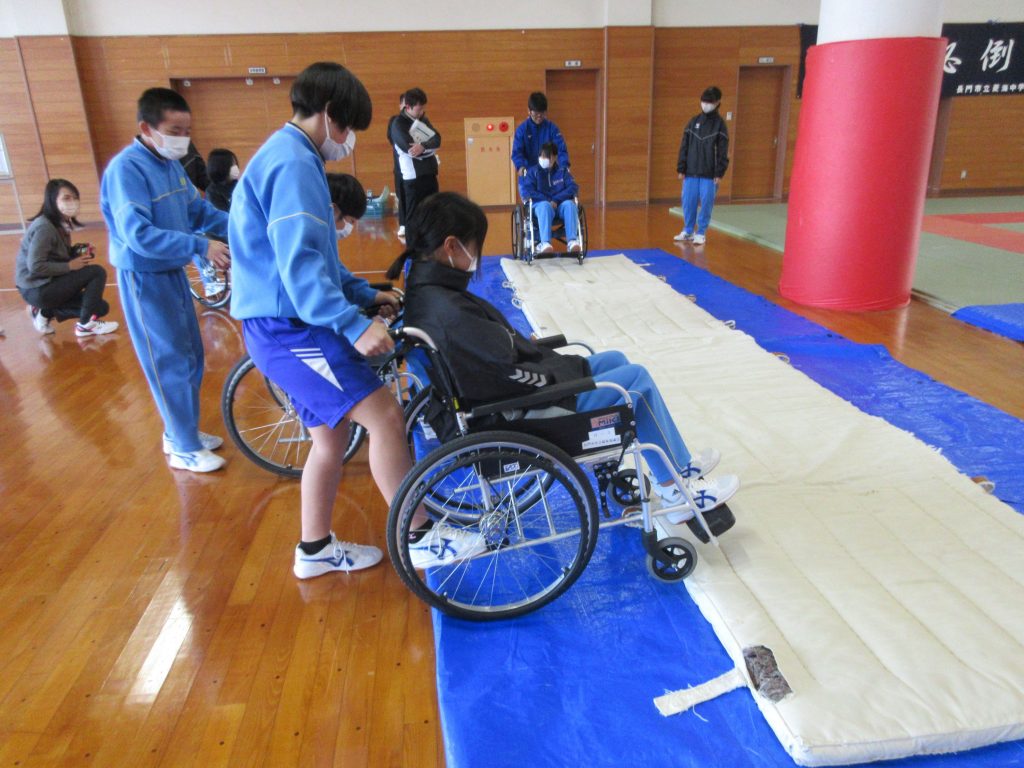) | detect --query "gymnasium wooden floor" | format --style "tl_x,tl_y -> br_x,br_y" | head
1,205 -> 1022,767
